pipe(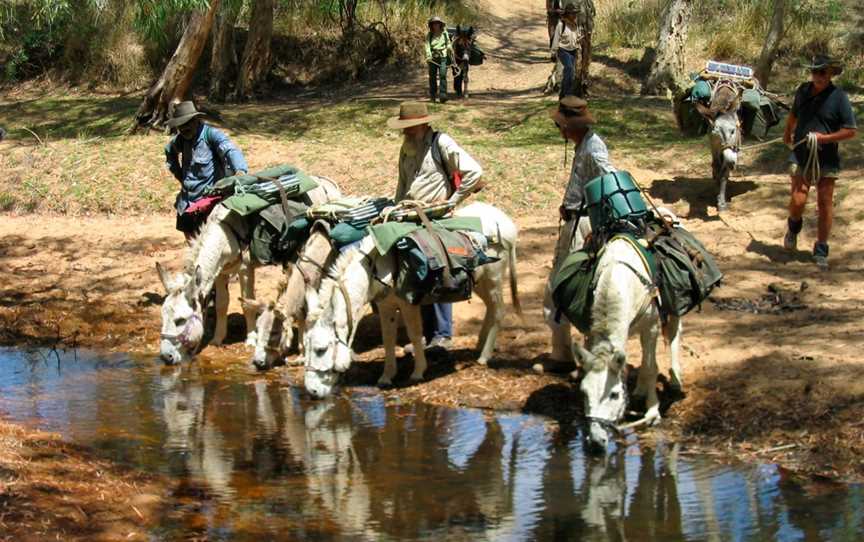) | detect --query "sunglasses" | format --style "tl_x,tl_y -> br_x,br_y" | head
811,68 -> 829,76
